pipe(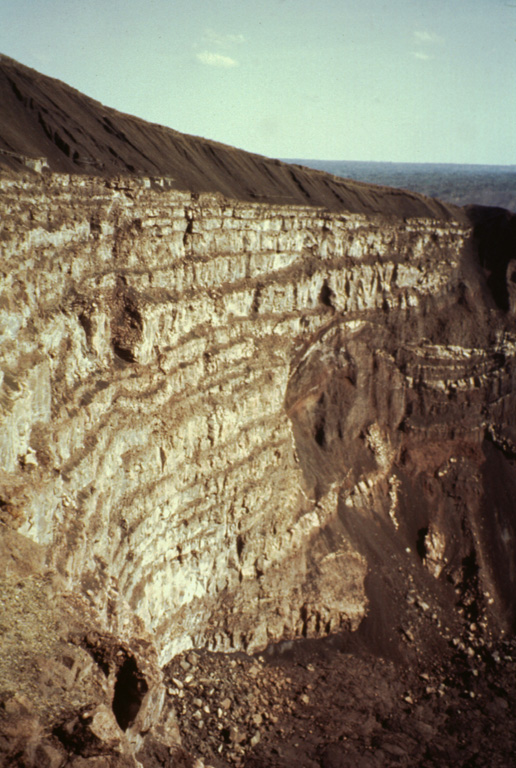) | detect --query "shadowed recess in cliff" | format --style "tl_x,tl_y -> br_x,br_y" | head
466,205 -> 516,312
111,280 -> 143,363
112,656 -> 148,731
